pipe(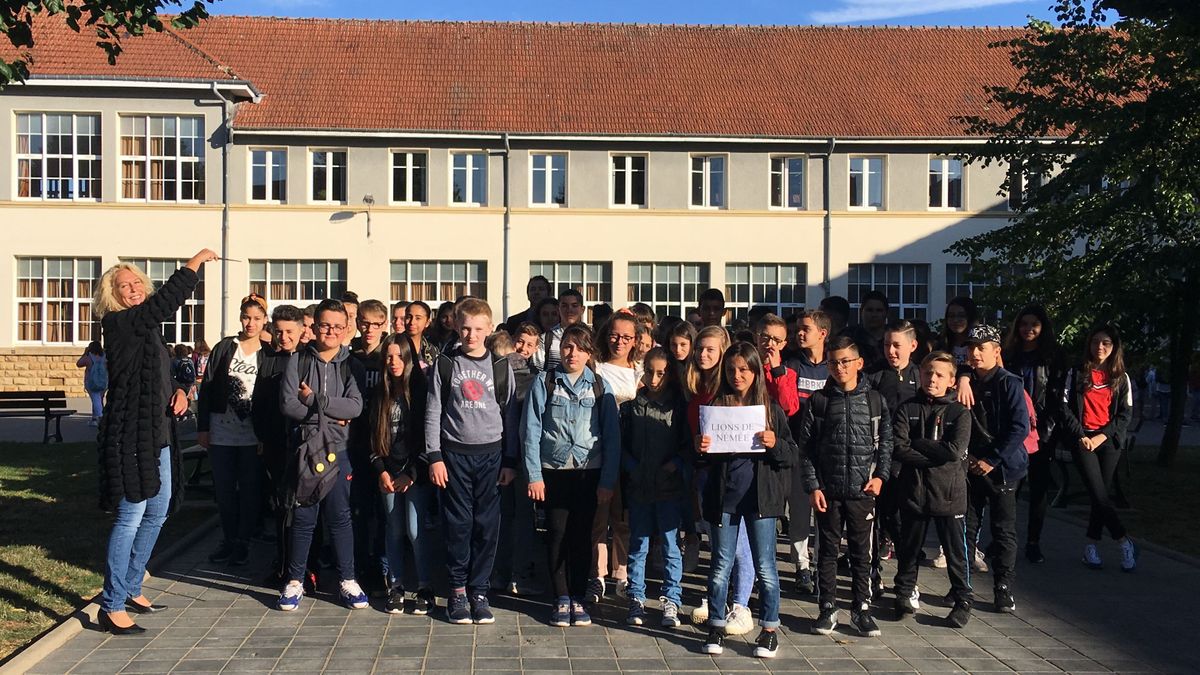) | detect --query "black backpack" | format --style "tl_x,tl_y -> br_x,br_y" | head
436,350 -> 511,409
